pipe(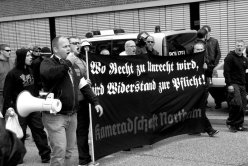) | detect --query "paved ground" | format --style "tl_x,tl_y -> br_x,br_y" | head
18,95 -> 248,166
19,125 -> 248,166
